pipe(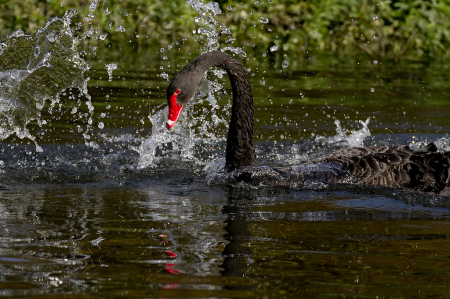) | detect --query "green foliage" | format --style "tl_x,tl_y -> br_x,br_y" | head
1,0 -> 450,60
219,0 -> 450,60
